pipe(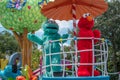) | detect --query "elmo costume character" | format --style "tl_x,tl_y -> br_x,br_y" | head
77,13 -> 100,76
